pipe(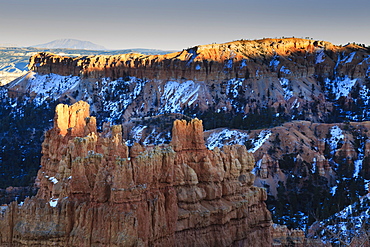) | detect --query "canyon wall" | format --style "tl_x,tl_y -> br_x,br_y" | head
28,38 -> 369,81
0,101 -> 272,246
15,37 -> 370,127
